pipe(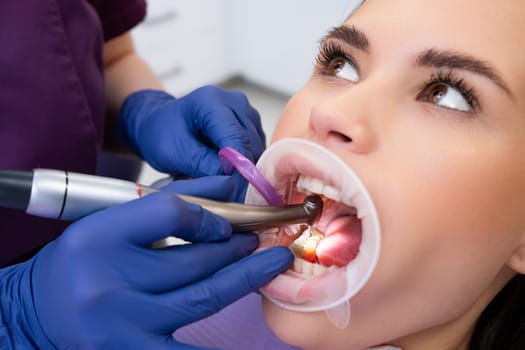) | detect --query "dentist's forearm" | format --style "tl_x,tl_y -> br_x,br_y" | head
103,32 -> 164,154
